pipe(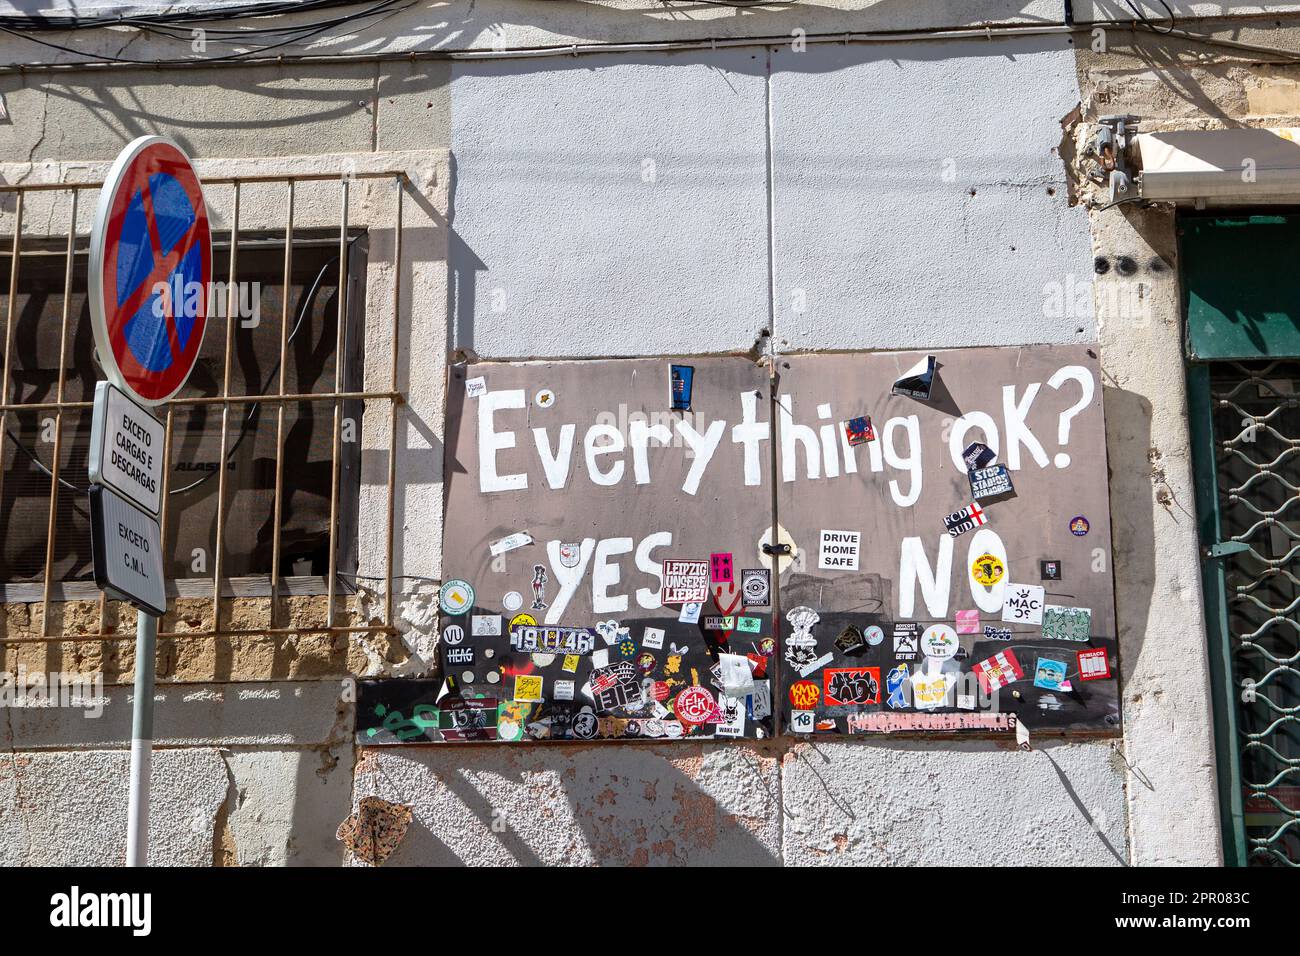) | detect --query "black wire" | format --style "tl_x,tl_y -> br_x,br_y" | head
1123,0 -> 1176,36
3,237 -> 353,497
0,1 -> 372,30
0,0 -> 412,65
